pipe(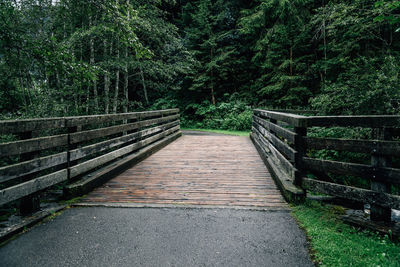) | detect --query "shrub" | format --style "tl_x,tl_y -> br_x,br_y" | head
181,98 -> 252,131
